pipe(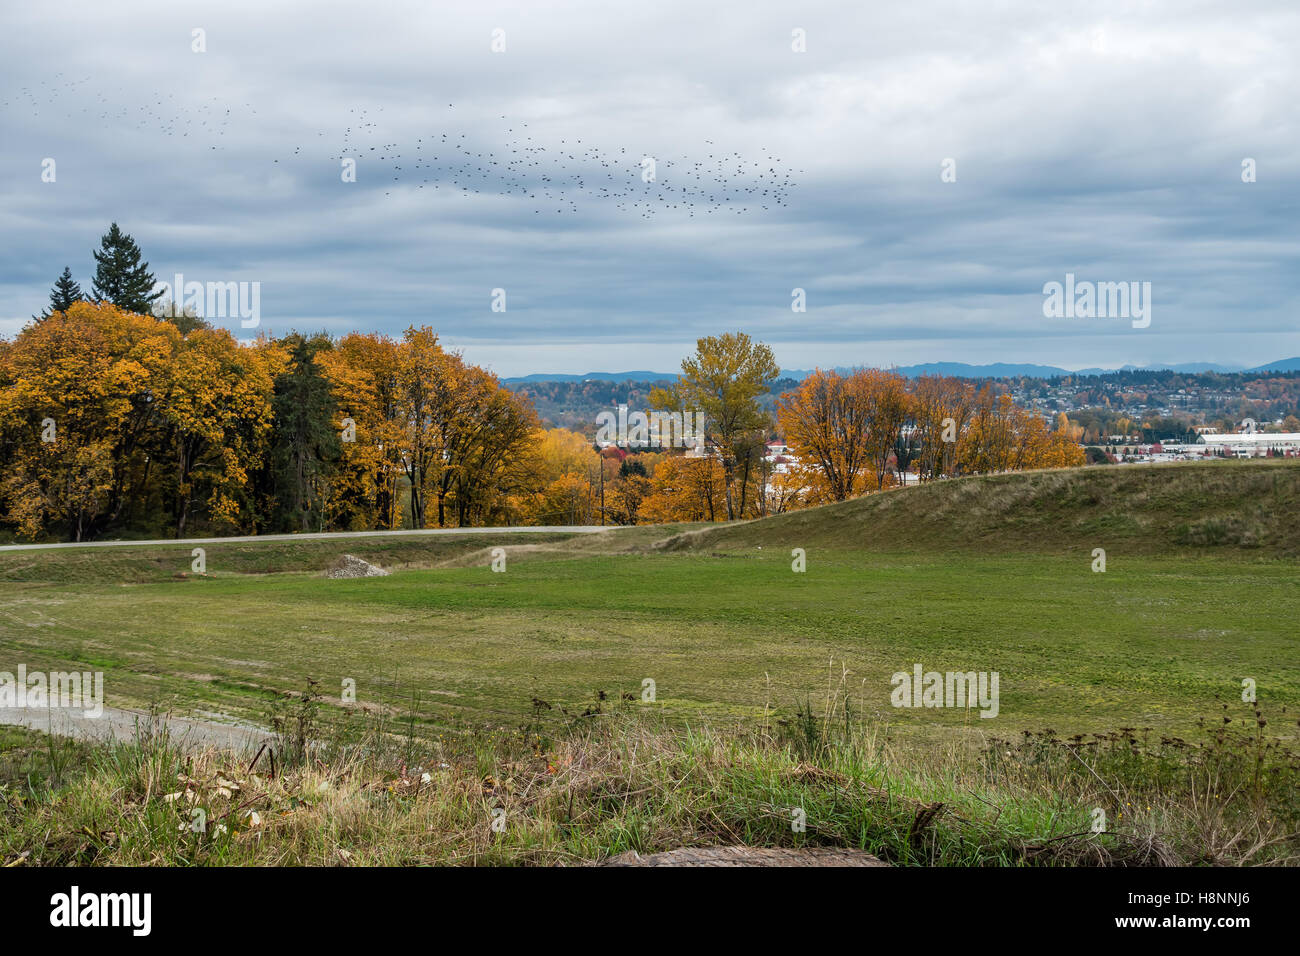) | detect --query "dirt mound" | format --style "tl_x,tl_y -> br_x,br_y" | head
323,554 -> 390,578
603,846 -> 888,867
